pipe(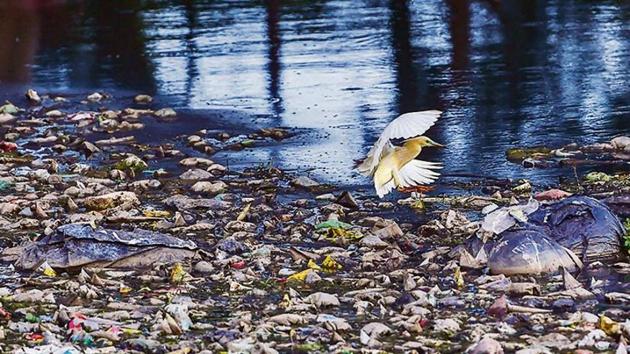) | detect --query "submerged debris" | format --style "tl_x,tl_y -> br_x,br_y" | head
507,136 -> 630,169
